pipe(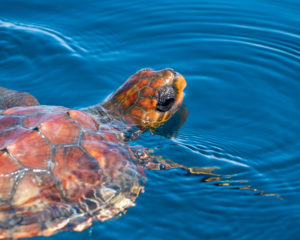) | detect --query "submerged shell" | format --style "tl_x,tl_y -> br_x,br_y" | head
0,106 -> 144,239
